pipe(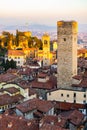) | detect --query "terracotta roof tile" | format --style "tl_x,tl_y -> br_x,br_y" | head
5,87 -> 20,94
31,75 -> 57,90
55,102 -> 85,111
0,73 -> 18,83
31,80 -> 54,90
0,94 -> 24,106
8,50 -> 25,56
38,73 -> 47,78
72,75 -> 82,80
60,109 -> 84,126
16,98 -> 54,114
72,69 -> 87,88
0,114 -> 38,130
40,123 -> 68,130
